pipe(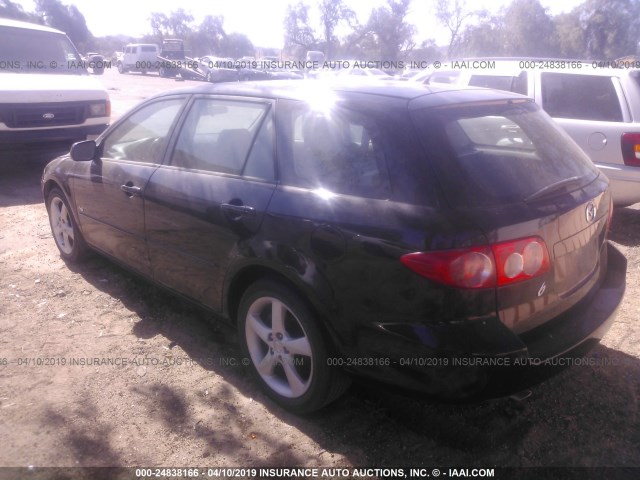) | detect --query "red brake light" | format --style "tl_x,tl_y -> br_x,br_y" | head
492,238 -> 550,286
401,237 -> 550,289
621,133 -> 640,166
401,247 -> 495,288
